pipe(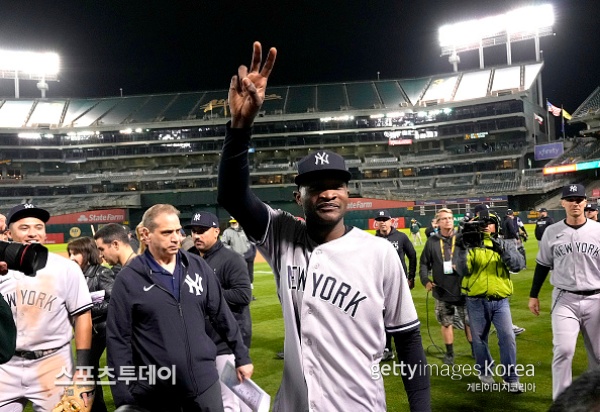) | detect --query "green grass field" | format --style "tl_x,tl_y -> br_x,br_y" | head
30,226 -> 588,411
